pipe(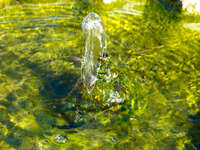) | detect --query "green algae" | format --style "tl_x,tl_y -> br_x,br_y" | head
0,0 -> 199,149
